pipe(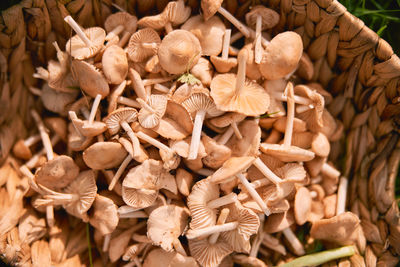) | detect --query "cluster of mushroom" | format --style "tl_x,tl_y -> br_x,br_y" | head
9,0 -> 366,266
